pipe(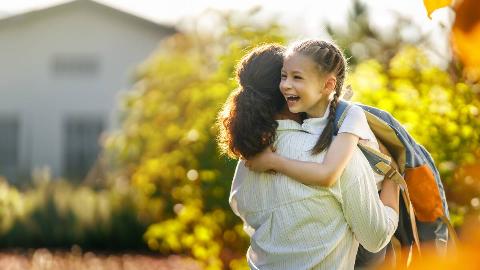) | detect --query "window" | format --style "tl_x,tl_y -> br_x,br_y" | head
52,54 -> 99,77
63,116 -> 104,180
0,116 -> 19,181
